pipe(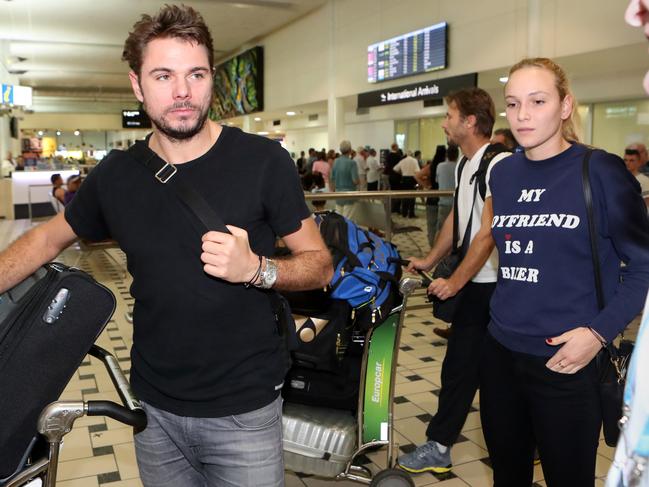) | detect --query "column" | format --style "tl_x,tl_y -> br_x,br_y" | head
327,0 -> 344,150
527,0 -> 542,57
241,115 -> 252,134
